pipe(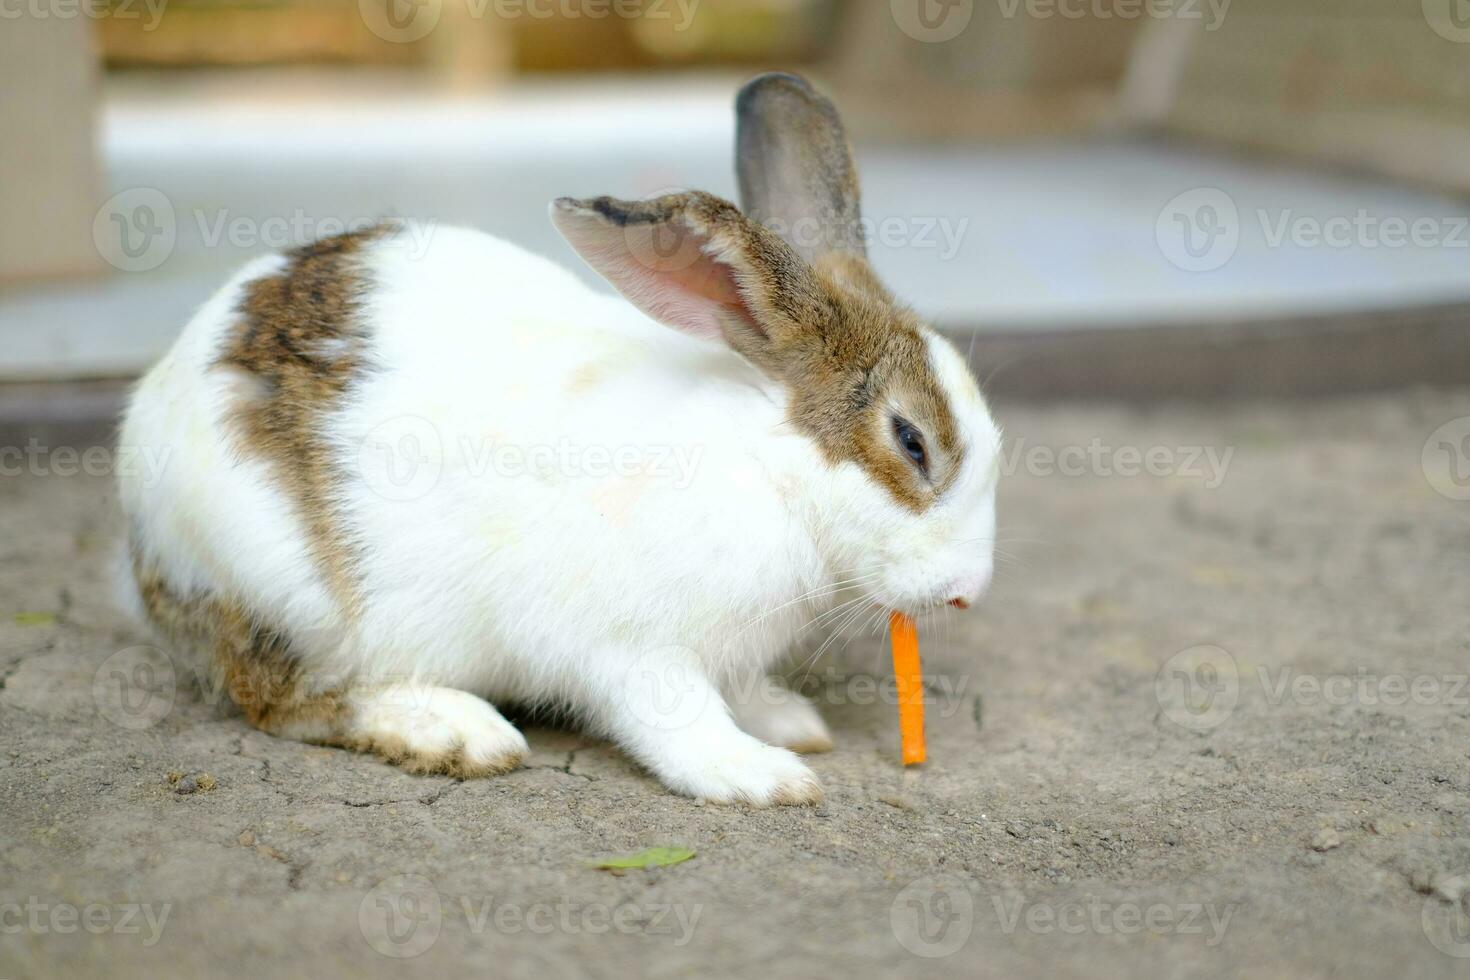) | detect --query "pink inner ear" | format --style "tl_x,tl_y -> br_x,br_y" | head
600,241 -> 761,343
555,206 -> 762,343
